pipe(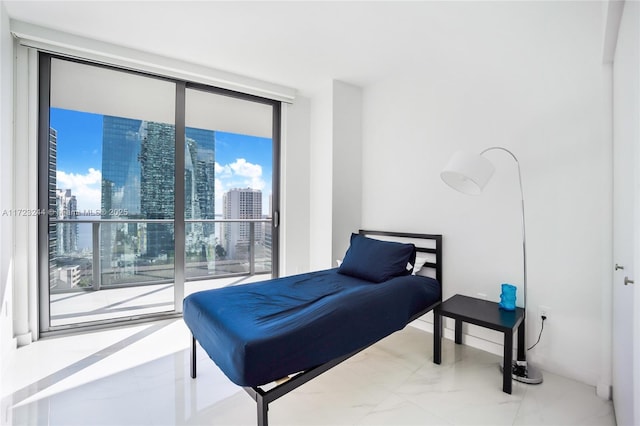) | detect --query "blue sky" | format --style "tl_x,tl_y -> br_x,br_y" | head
51,108 -> 273,215
51,108 -> 103,173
